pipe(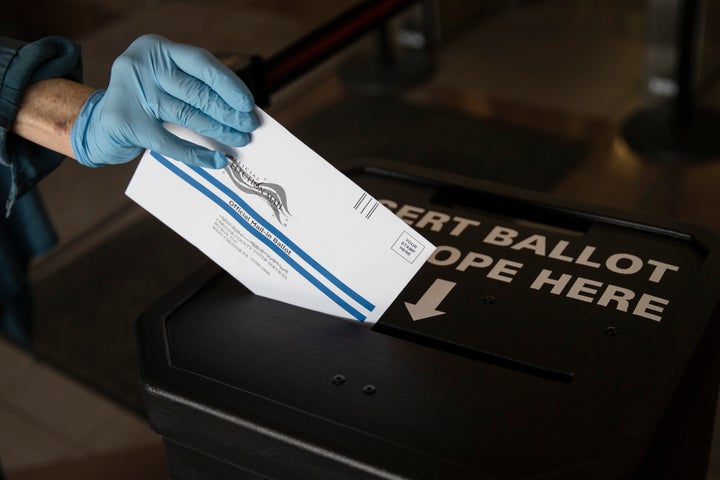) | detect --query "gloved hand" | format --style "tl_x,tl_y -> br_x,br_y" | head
71,34 -> 258,169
